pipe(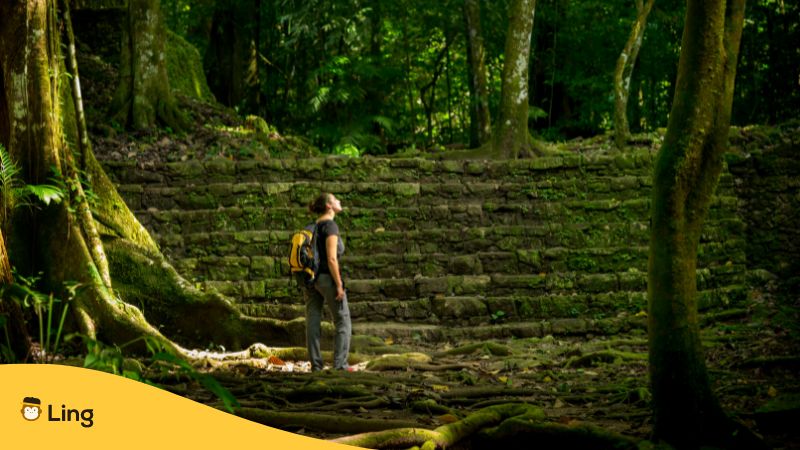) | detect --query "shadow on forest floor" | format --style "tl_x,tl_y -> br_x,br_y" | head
132,291 -> 800,449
